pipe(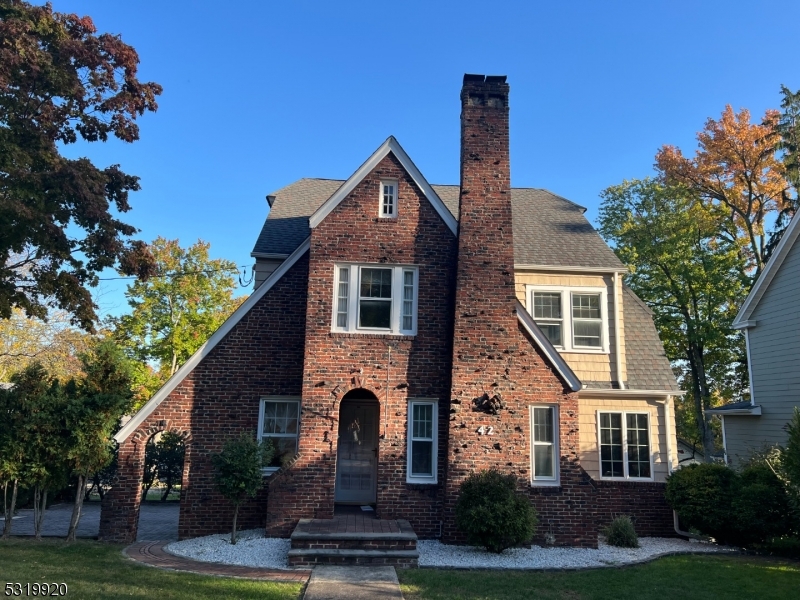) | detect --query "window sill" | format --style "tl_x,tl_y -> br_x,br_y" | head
406,480 -> 439,488
330,332 -> 415,340
262,467 -> 280,477
530,480 -> 560,487
556,347 -> 609,355
598,476 -> 655,483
